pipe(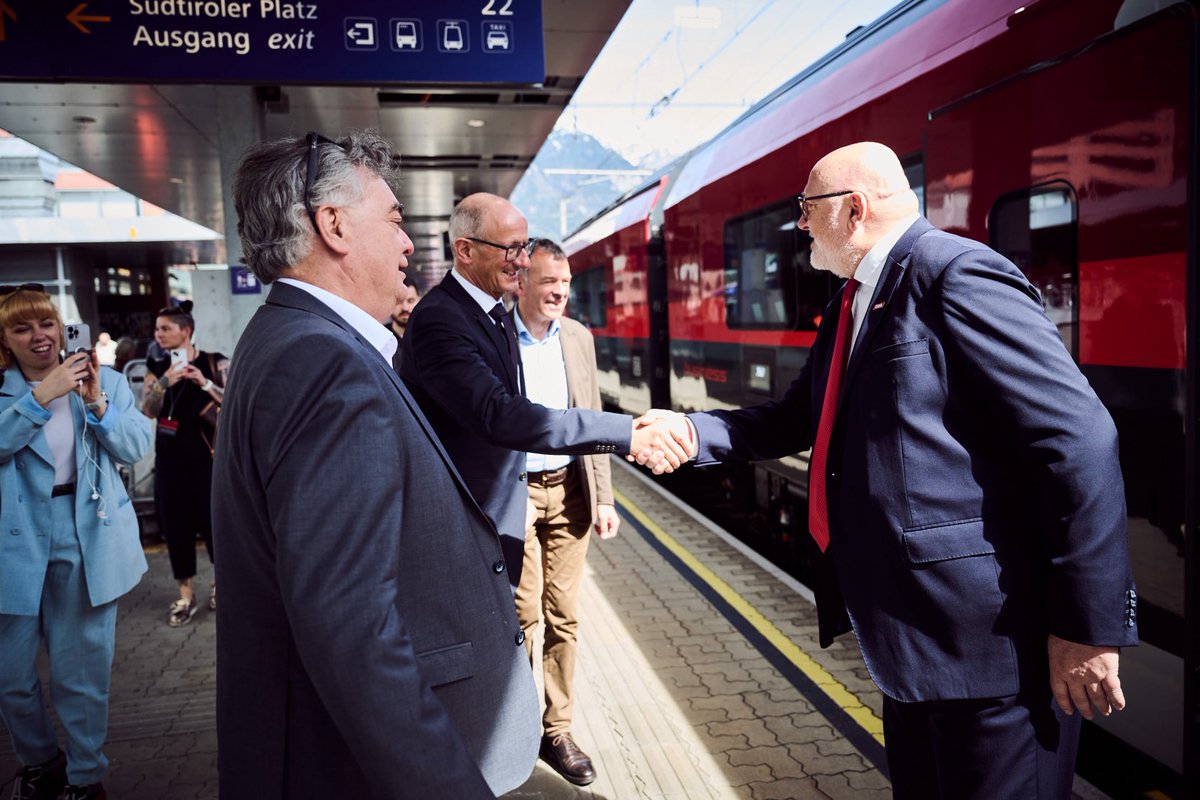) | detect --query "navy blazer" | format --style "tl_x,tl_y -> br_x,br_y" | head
400,272 -> 630,585
691,218 -> 1138,702
211,282 -> 539,798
